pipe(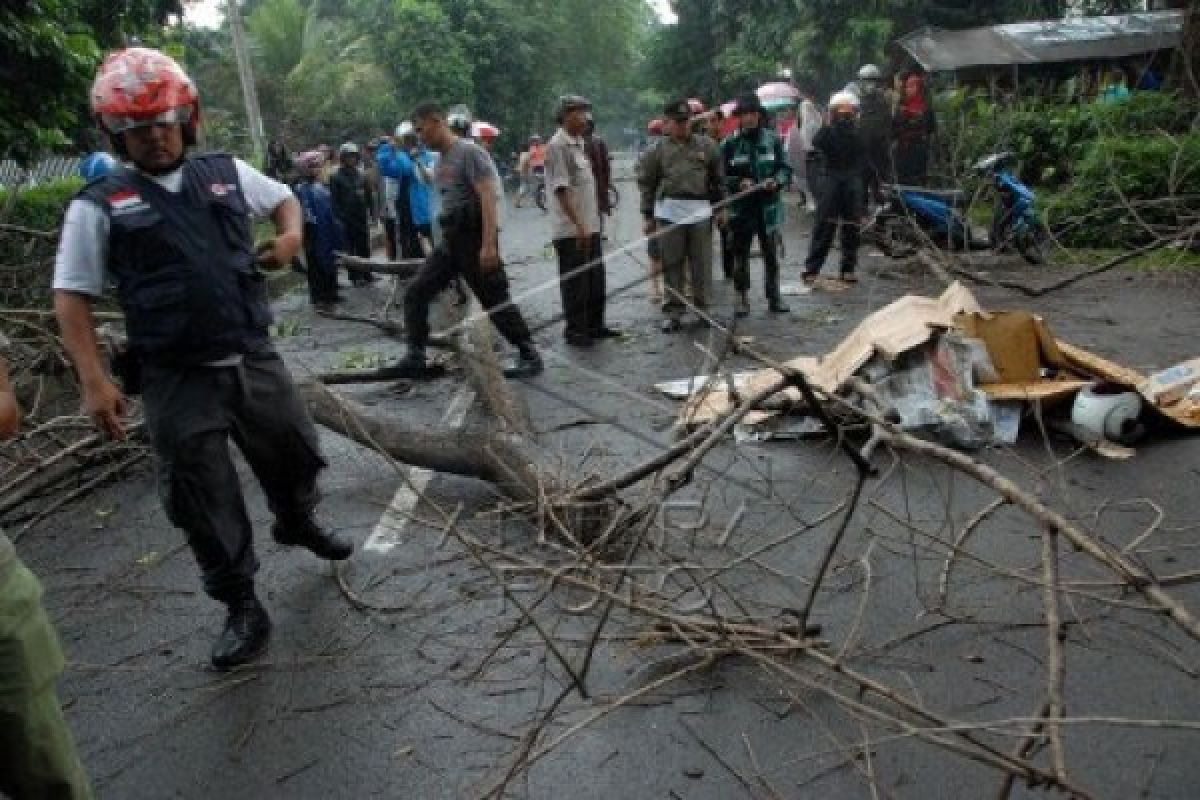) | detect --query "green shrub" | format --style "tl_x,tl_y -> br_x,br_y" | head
0,178 -> 81,308
1047,133 -> 1200,248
